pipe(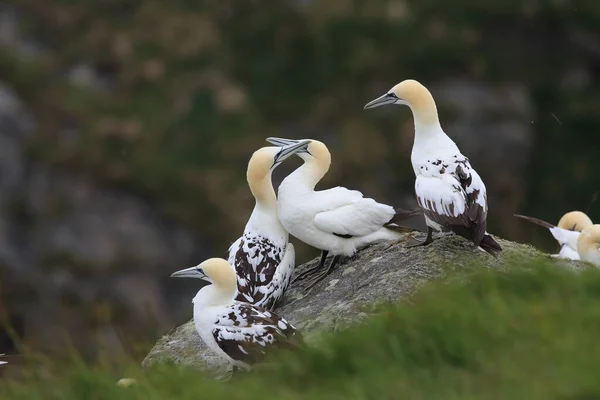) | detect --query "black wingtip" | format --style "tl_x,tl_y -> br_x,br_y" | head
480,234 -> 502,257
387,207 -> 423,225
514,213 -> 555,229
